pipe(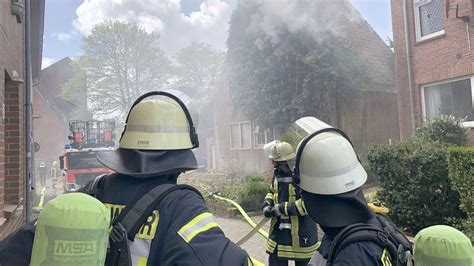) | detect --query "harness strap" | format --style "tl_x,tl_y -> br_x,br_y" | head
327,223 -> 399,266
